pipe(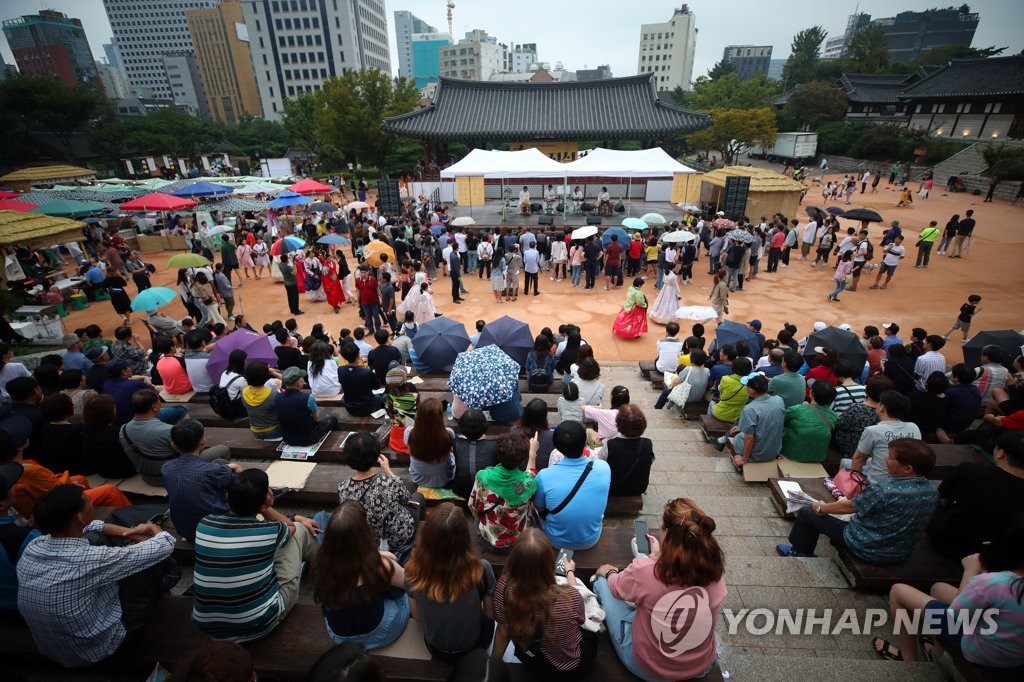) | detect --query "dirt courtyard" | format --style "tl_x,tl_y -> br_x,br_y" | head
60,175 -> 1023,363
